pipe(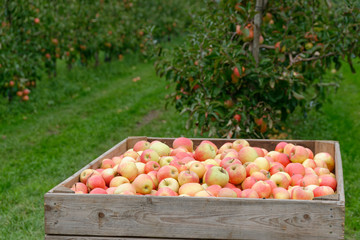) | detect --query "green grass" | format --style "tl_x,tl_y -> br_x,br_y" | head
0,53 -> 359,239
